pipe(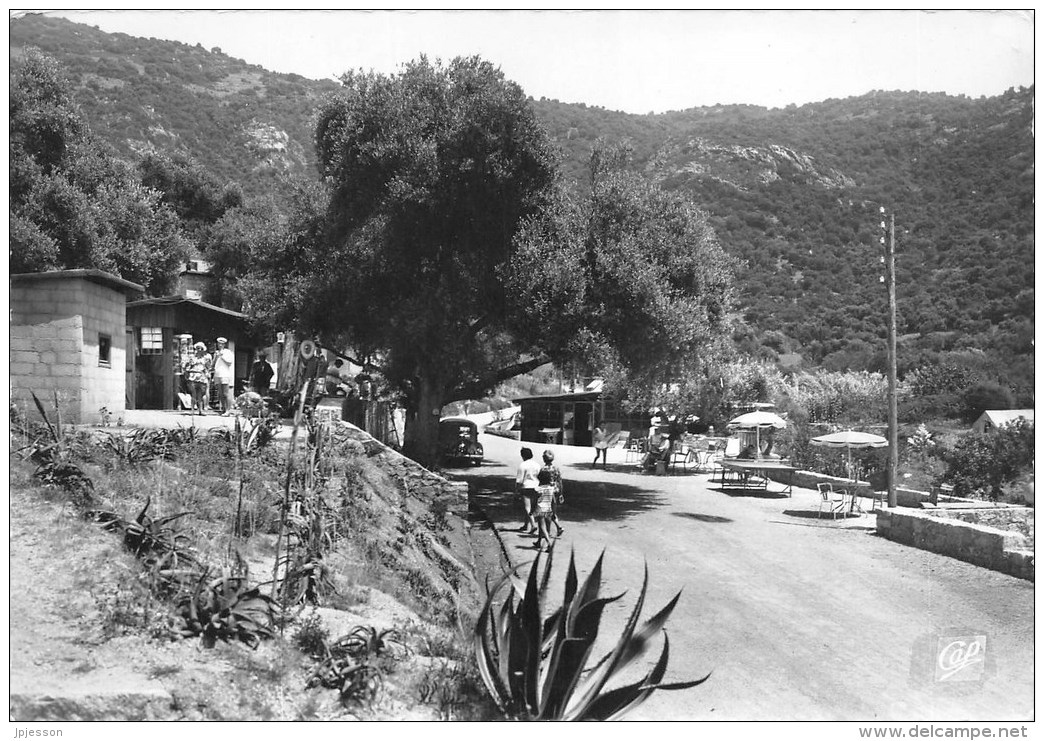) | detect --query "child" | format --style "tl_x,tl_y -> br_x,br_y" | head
533,467 -> 556,551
